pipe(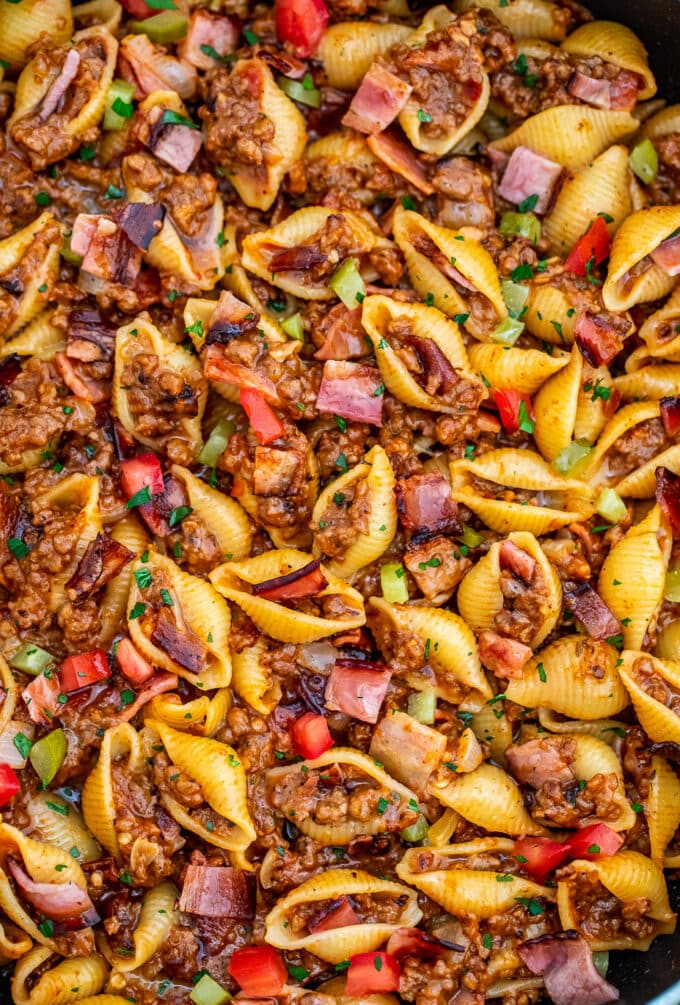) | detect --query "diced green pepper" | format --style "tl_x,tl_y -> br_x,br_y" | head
190,973 -> 231,1005
10,643 -> 54,676
595,487 -> 627,524
664,567 -> 680,602
460,524 -> 484,548
329,258 -> 365,309
281,312 -> 304,341
277,75 -> 321,108
380,563 -> 408,603
499,211 -> 541,244
501,279 -> 530,319
552,438 -> 592,475
629,139 -> 658,184
104,79 -> 135,131
491,316 -> 524,346
408,689 -> 436,725
400,815 -> 429,843
29,729 -> 67,785
198,418 -> 235,467
130,10 -> 188,42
